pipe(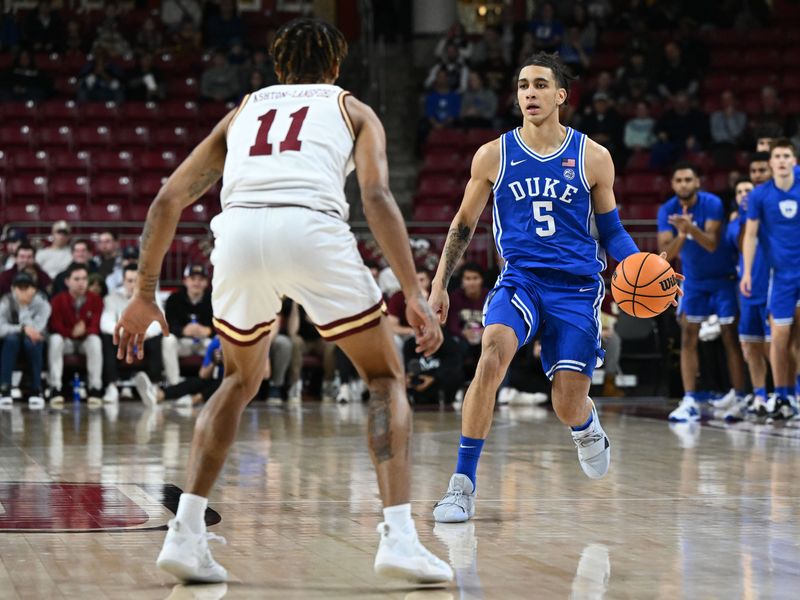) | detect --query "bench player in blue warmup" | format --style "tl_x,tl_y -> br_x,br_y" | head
658,163 -> 746,422
742,139 -> 800,420
428,53 -> 668,523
